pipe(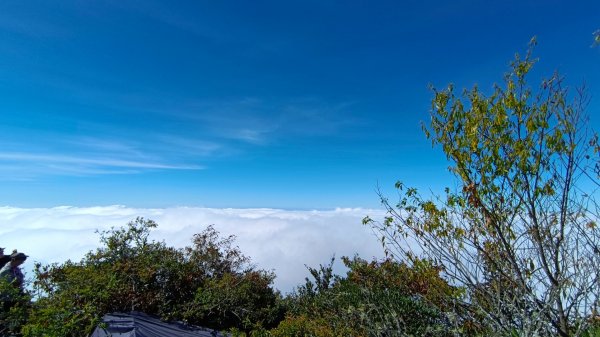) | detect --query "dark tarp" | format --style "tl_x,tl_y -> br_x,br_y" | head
89,312 -> 226,337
